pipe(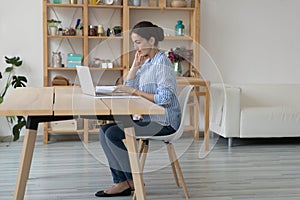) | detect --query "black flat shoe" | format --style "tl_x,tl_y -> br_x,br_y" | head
95,188 -> 132,197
